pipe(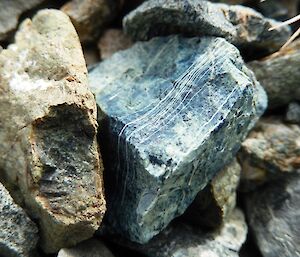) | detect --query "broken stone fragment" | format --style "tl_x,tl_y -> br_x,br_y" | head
57,238 -> 115,257
0,0 -> 46,42
123,0 -> 291,52
0,182 -> 38,257
238,119 -> 300,191
98,29 -> 133,60
89,35 -> 266,243
120,209 -> 247,257
0,9 -> 105,253
61,0 -> 123,43
182,159 -> 241,229
285,102 -> 300,124
248,39 -> 300,109
244,174 -> 300,257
